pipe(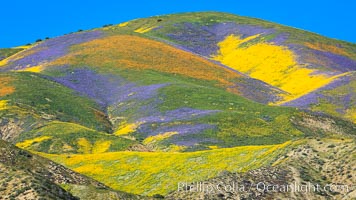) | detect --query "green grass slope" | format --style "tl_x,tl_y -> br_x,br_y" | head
15,121 -> 134,154
0,48 -> 25,61
41,141 -> 292,196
